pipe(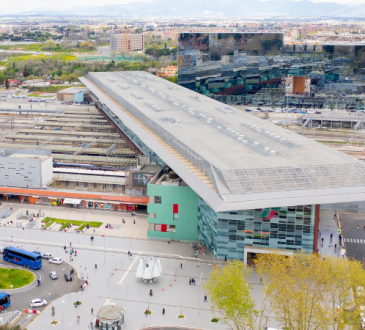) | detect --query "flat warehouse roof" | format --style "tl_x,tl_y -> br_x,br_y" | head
81,72 -> 365,211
